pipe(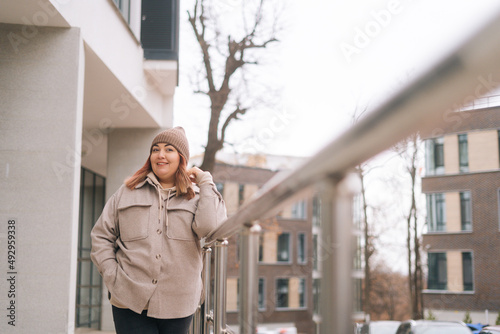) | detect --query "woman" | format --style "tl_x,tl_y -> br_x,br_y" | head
91,127 -> 227,334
